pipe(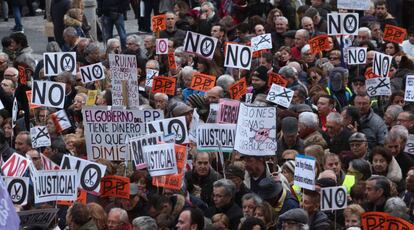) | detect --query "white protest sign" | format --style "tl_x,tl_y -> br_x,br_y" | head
245,93 -> 253,103
217,99 -> 240,124
234,103 -> 277,156
31,169 -> 78,203
347,47 -> 367,65
82,107 -> 164,161
51,109 -> 71,131
43,52 -> 76,76
30,126 -> 51,148
206,103 -> 219,123
0,99 -> 3,110
40,153 -> 60,170
373,51 -> 393,78
224,43 -> 252,70
2,176 -> 29,205
327,13 -> 359,36
109,54 -> 139,108
60,155 -> 107,193
251,33 -> 273,51
80,62 -> 105,83
266,84 -> 294,108
32,81 -> 66,109
406,76 -> 414,102
128,132 -> 163,169
337,0 -> 371,11
294,154 -> 316,190
321,186 -> 347,211
156,38 -> 169,54
197,123 -> 236,152
12,98 -> 17,128
366,77 -> 391,97
147,116 -> 189,144
142,143 -> 178,177
1,153 -> 30,177
404,134 -> 414,155
19,208 -> 59,229
183,31 -> 218,59
189,109 -> 200,142
145,69 -> 159,87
